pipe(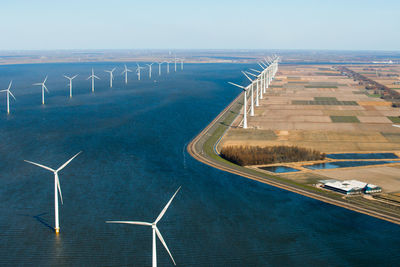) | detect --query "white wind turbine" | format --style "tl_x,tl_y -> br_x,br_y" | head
157,62 -> 163,76
180,58 -> 184,70
106,187 -> 181,267
136,64 -> 145,81
164,61 -> 170,74
250,68 -> 263,99
0,81 -> 16,114
174,57 -> 177,72
24,151 -> 81,234
242,72 -> 255,117
33,76 -> 49,105
228,82 -> 248,129
246,71 -> 259,107
105,68 -> 116,88
63,75 -> 78,98
147,63 -> 154,79
121,65 -> 133,84
87,68 -> 100,93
